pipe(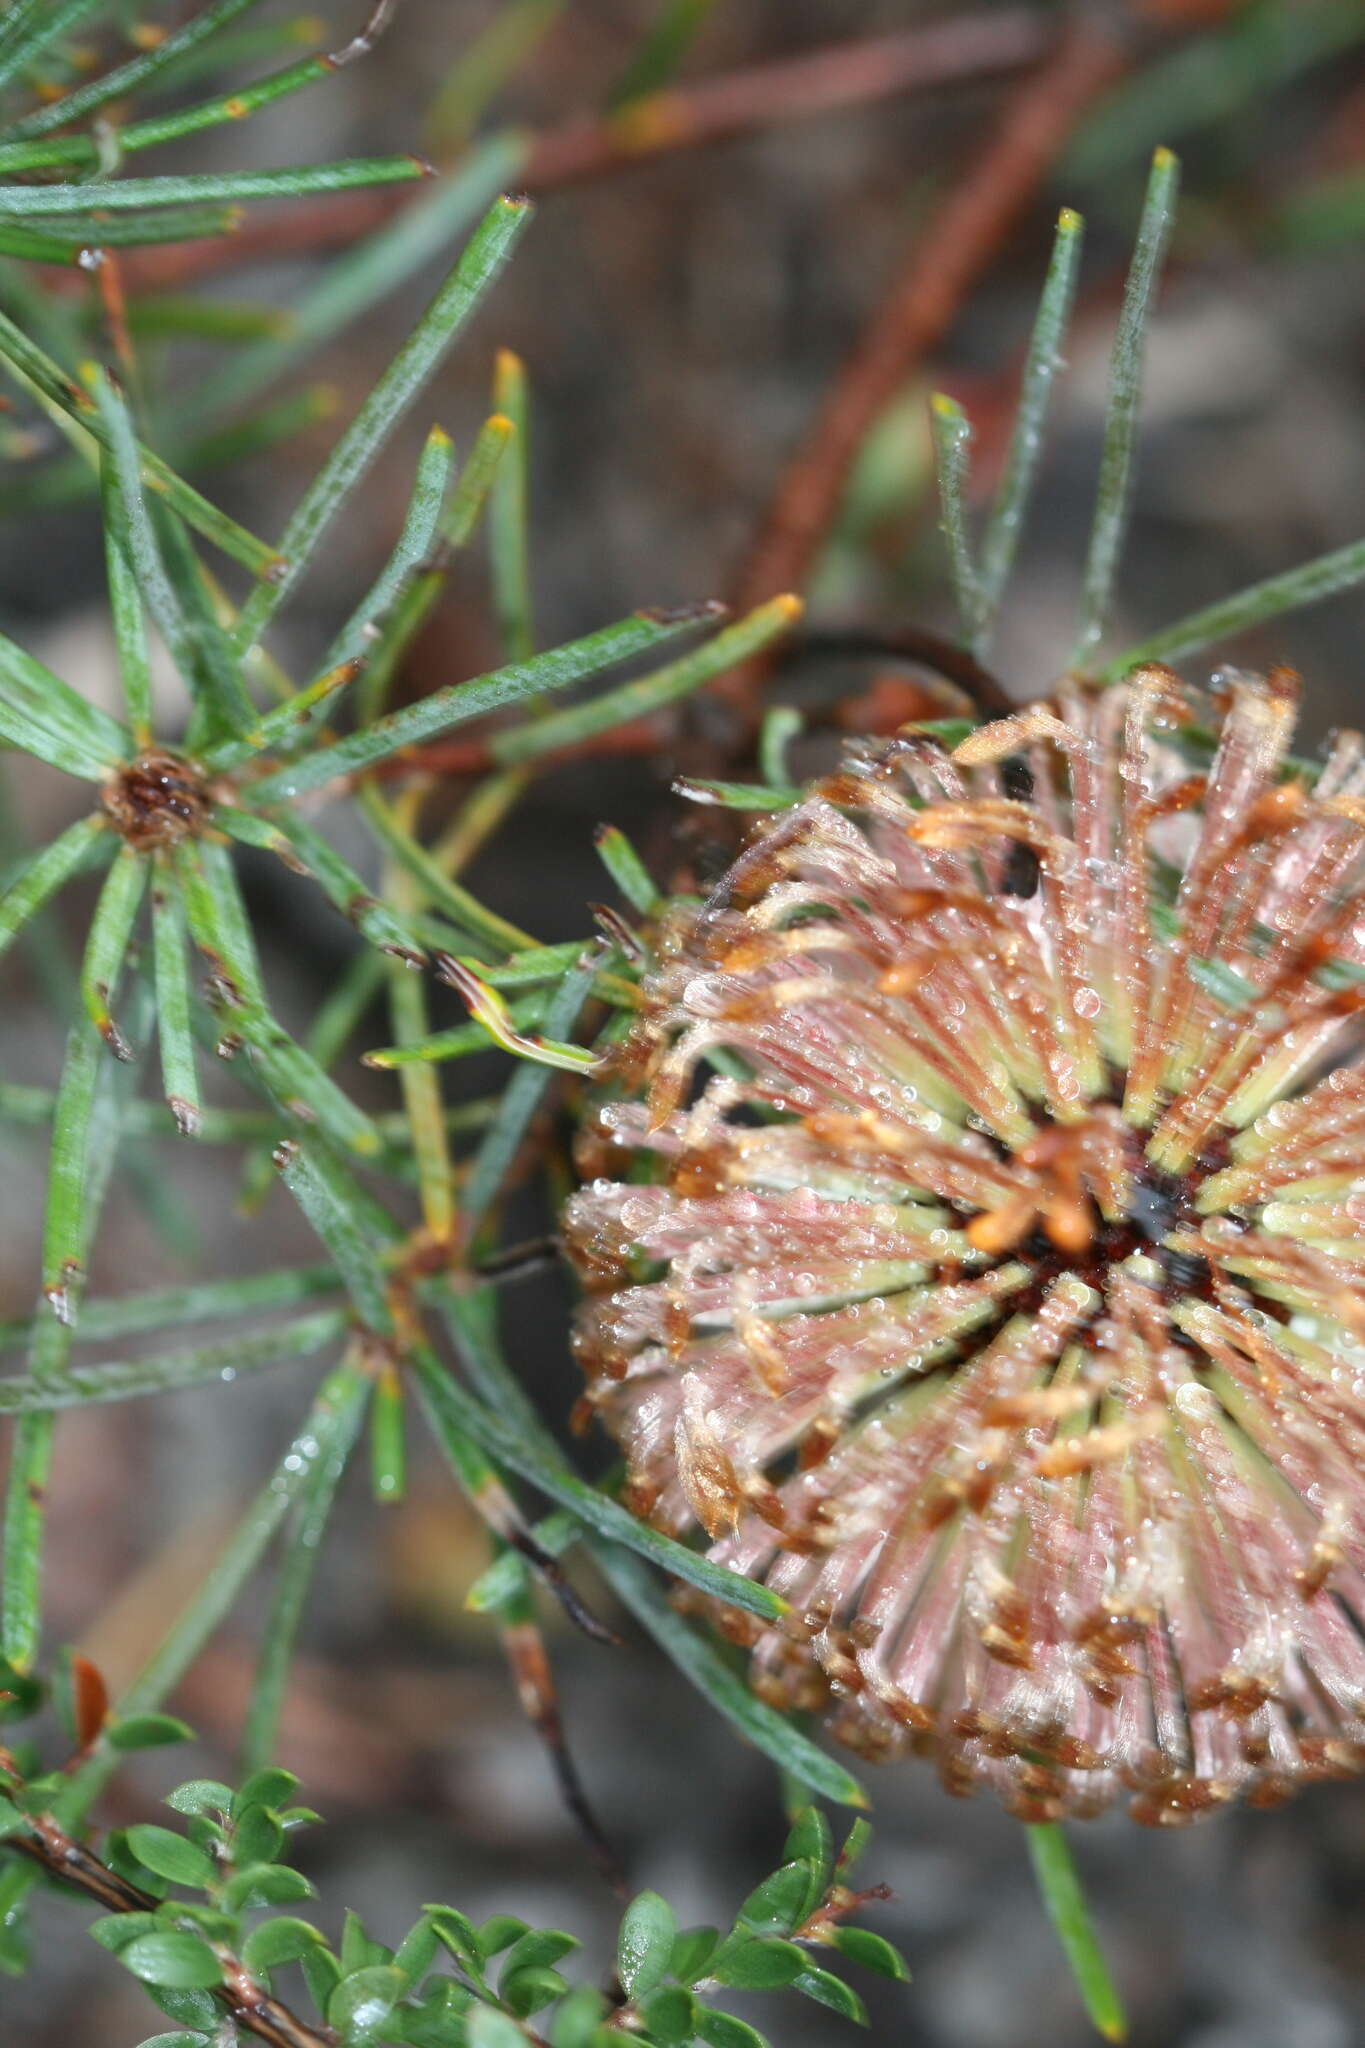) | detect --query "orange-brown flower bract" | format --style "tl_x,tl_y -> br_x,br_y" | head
565,666 -> 1365,1825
